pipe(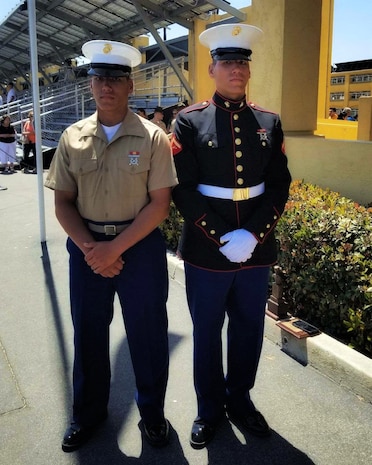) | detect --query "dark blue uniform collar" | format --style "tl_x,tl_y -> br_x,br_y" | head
212,91 -> 247,112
